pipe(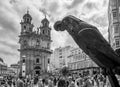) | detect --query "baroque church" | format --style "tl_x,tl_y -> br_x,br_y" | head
18,10 -> 52,76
